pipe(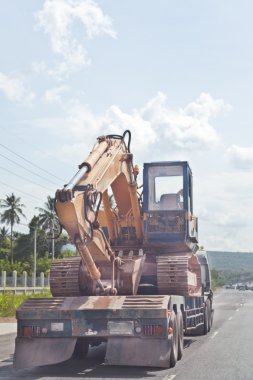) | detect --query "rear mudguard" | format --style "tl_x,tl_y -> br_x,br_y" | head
14,336 -> 171,368
13,337 -> 77,369
105,337 -> 171,368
